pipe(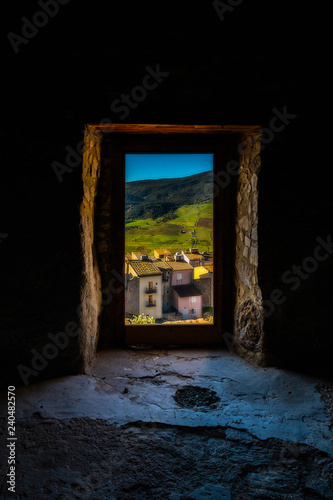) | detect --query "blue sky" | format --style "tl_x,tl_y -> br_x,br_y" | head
125,153 -> 213,182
